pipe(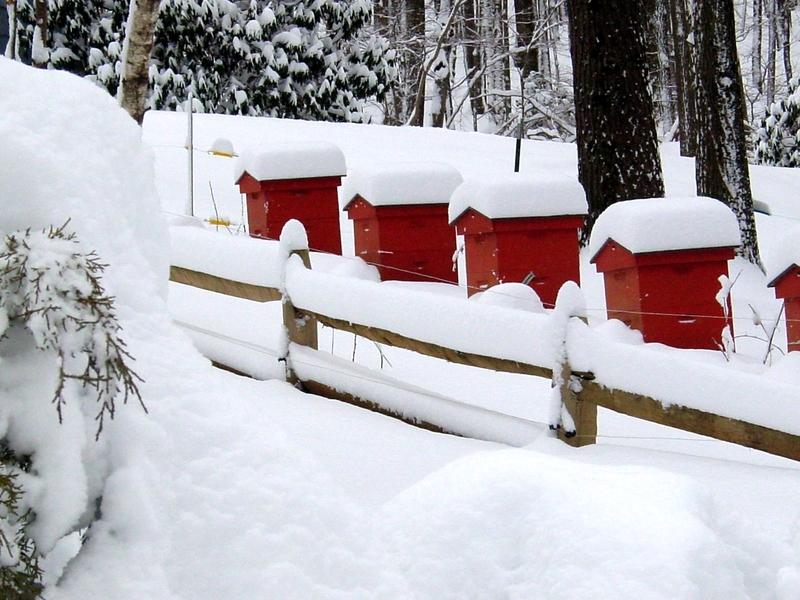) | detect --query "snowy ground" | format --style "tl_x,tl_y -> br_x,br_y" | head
2,60 -> 800,600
